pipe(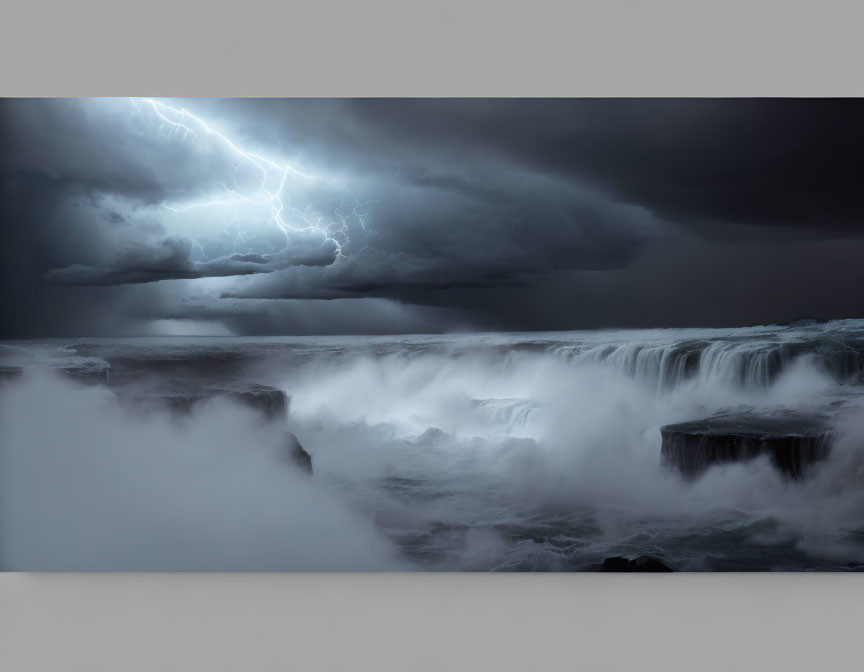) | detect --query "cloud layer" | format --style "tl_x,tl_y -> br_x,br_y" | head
2,98 -> 863,336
